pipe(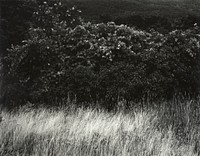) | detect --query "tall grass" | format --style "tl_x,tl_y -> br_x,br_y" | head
1,100 -> 200,156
